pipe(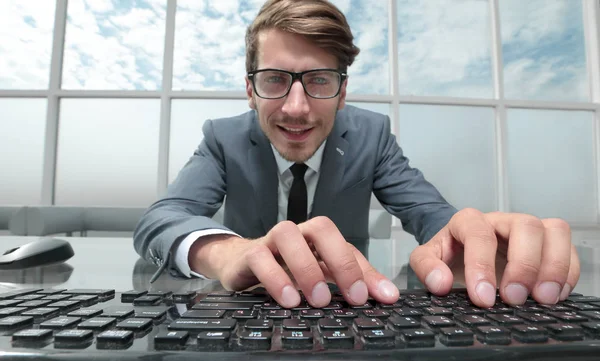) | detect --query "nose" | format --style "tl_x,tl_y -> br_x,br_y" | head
281,80 -> 310,118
